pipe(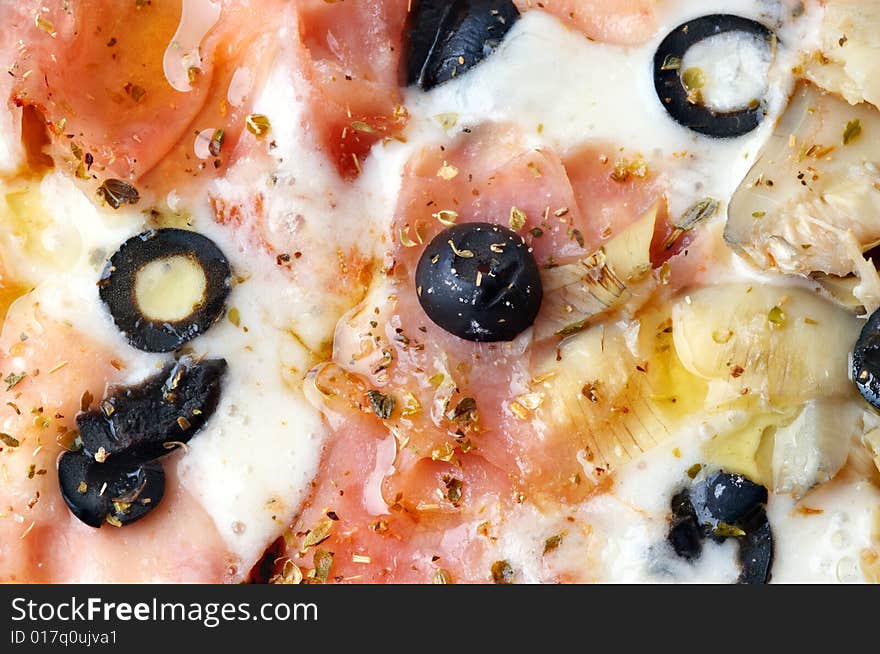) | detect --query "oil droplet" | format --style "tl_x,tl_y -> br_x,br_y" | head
227,67 -> 253,107
231,520 -> 246,535
163,0 -> 222,93
194,128 -> 218,159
